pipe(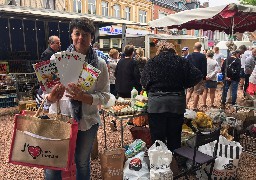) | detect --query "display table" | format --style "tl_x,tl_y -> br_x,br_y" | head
101,108 -> 147,147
